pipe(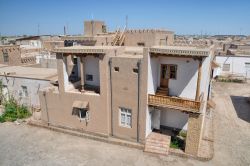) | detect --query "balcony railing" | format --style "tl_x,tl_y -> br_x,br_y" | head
148,94 -> 201,113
